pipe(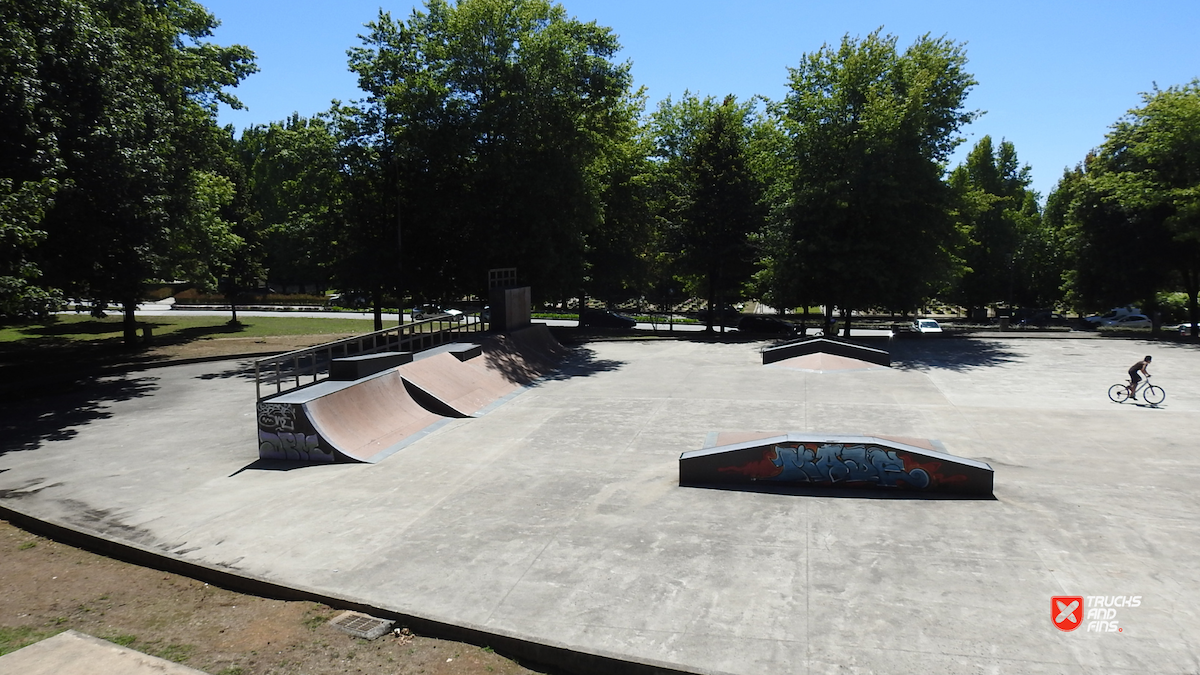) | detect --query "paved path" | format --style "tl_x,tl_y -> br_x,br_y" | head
2,336 -> 1198,673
